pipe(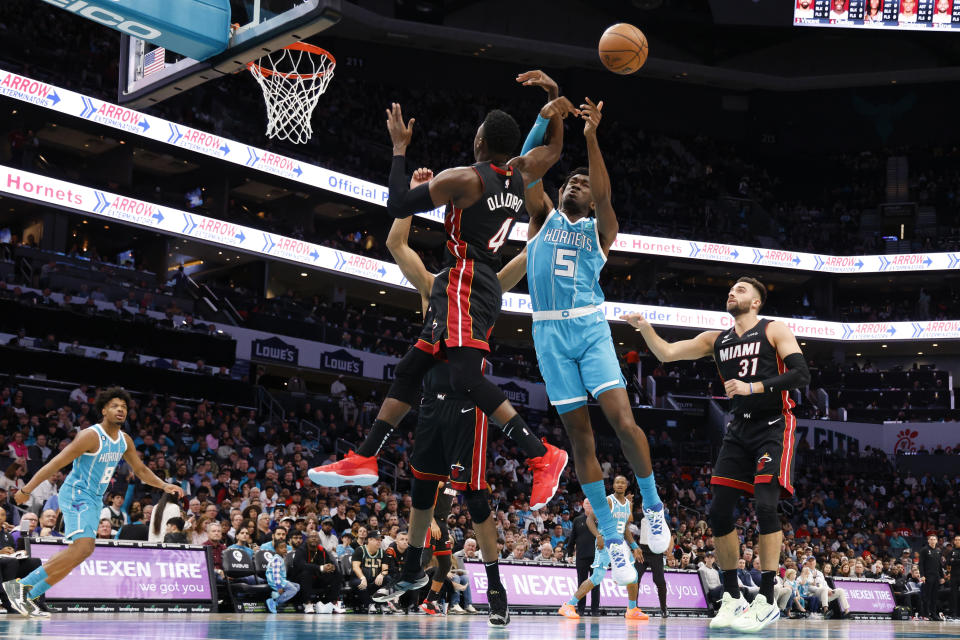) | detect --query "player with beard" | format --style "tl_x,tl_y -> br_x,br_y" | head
621,277 -> 810,632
